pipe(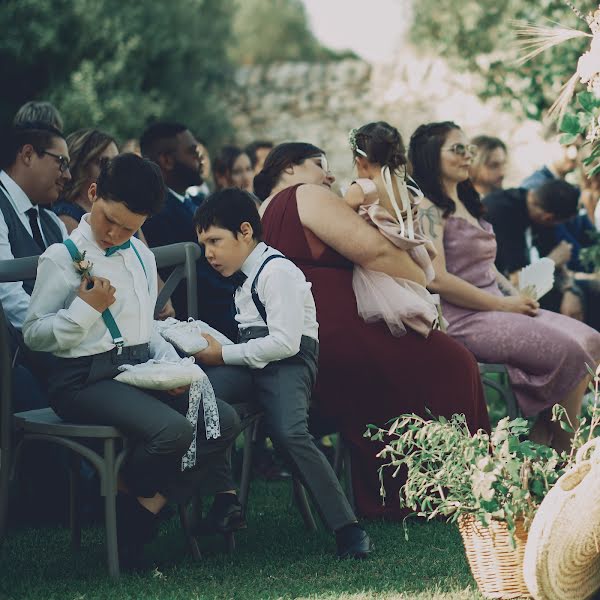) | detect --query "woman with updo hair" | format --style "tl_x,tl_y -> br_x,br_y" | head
254,142 -> 490,520
410,121 -> 600,452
